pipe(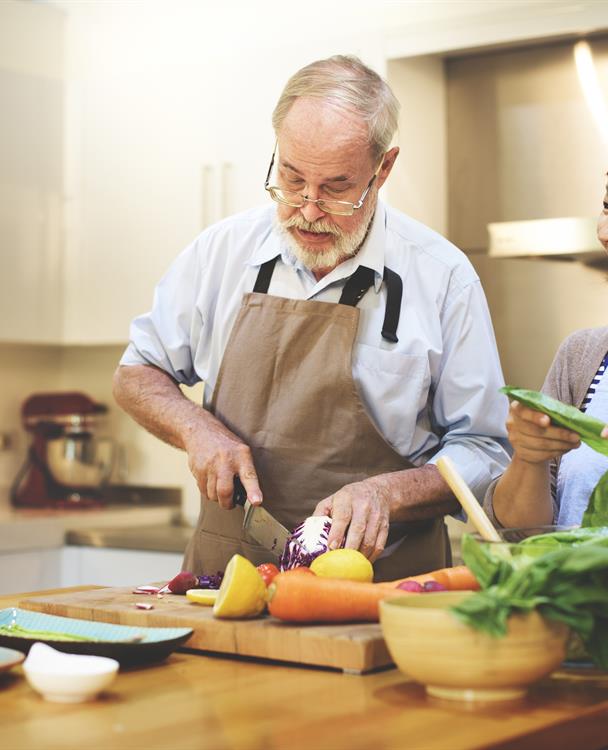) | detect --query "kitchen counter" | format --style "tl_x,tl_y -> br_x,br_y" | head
0,486 -> 182,554
65,523 -> 192,553
1,587 -> 608,750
